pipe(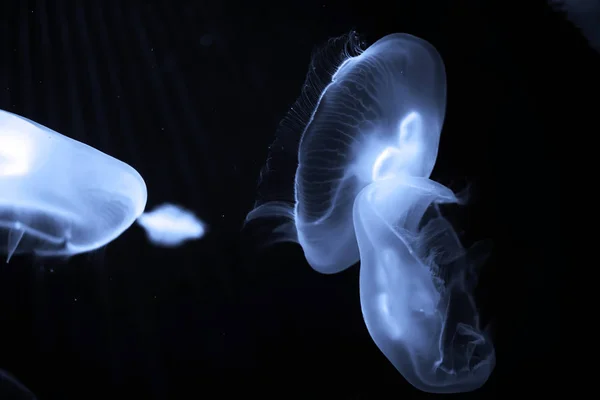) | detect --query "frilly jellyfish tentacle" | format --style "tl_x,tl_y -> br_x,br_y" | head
353,176 -> 495,393
0,109 -> 147,261
244,31 -> 366,255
